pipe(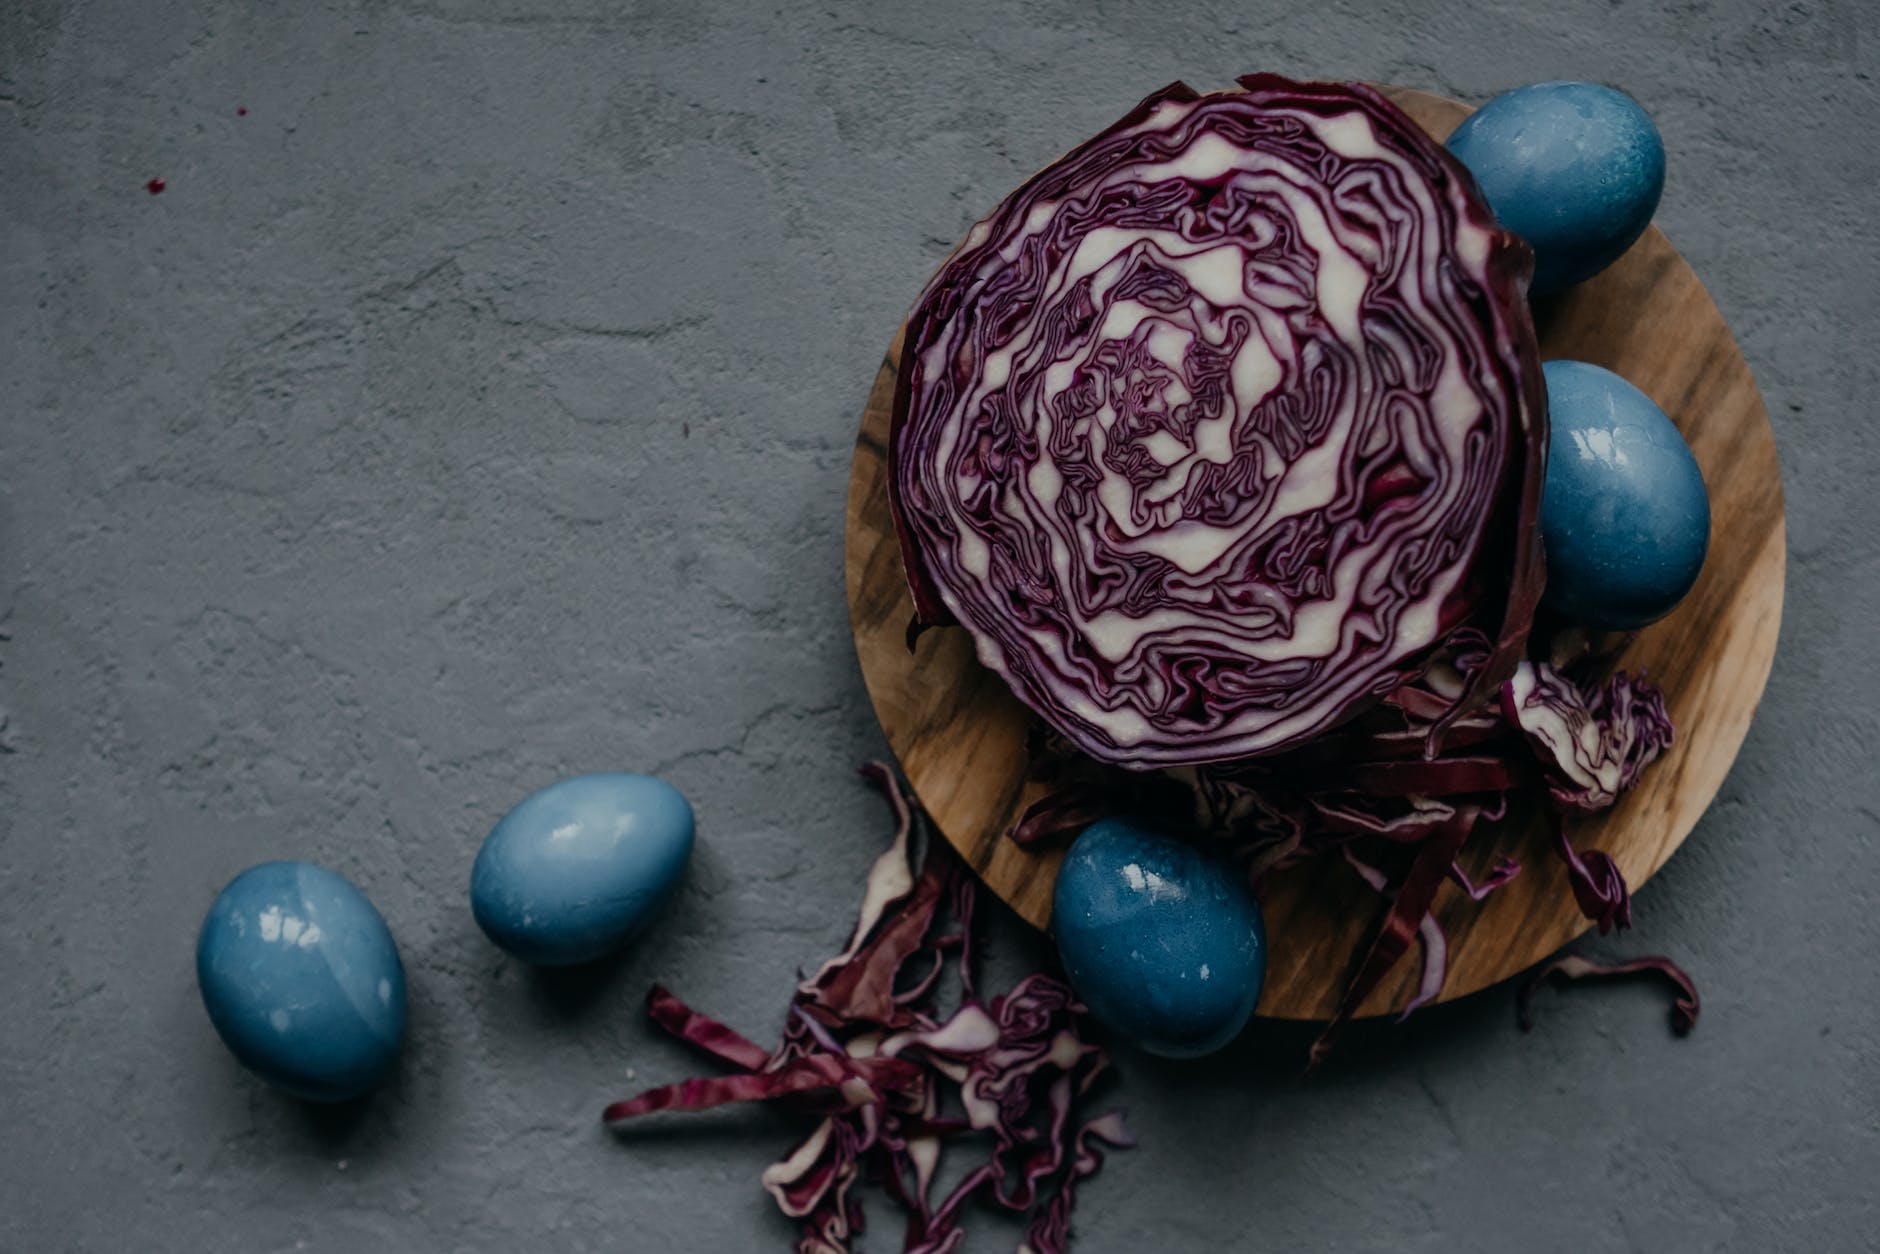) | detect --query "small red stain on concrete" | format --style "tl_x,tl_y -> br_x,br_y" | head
145,177 -> 167,195
237,106 -> 248,116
